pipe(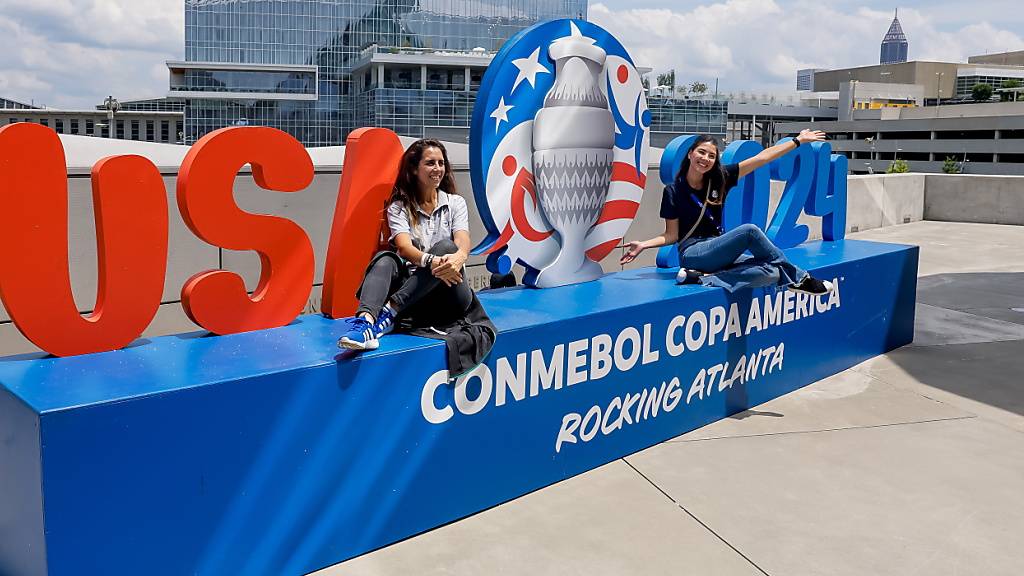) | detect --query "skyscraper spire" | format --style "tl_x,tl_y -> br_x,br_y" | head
880,8 -> 909,65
